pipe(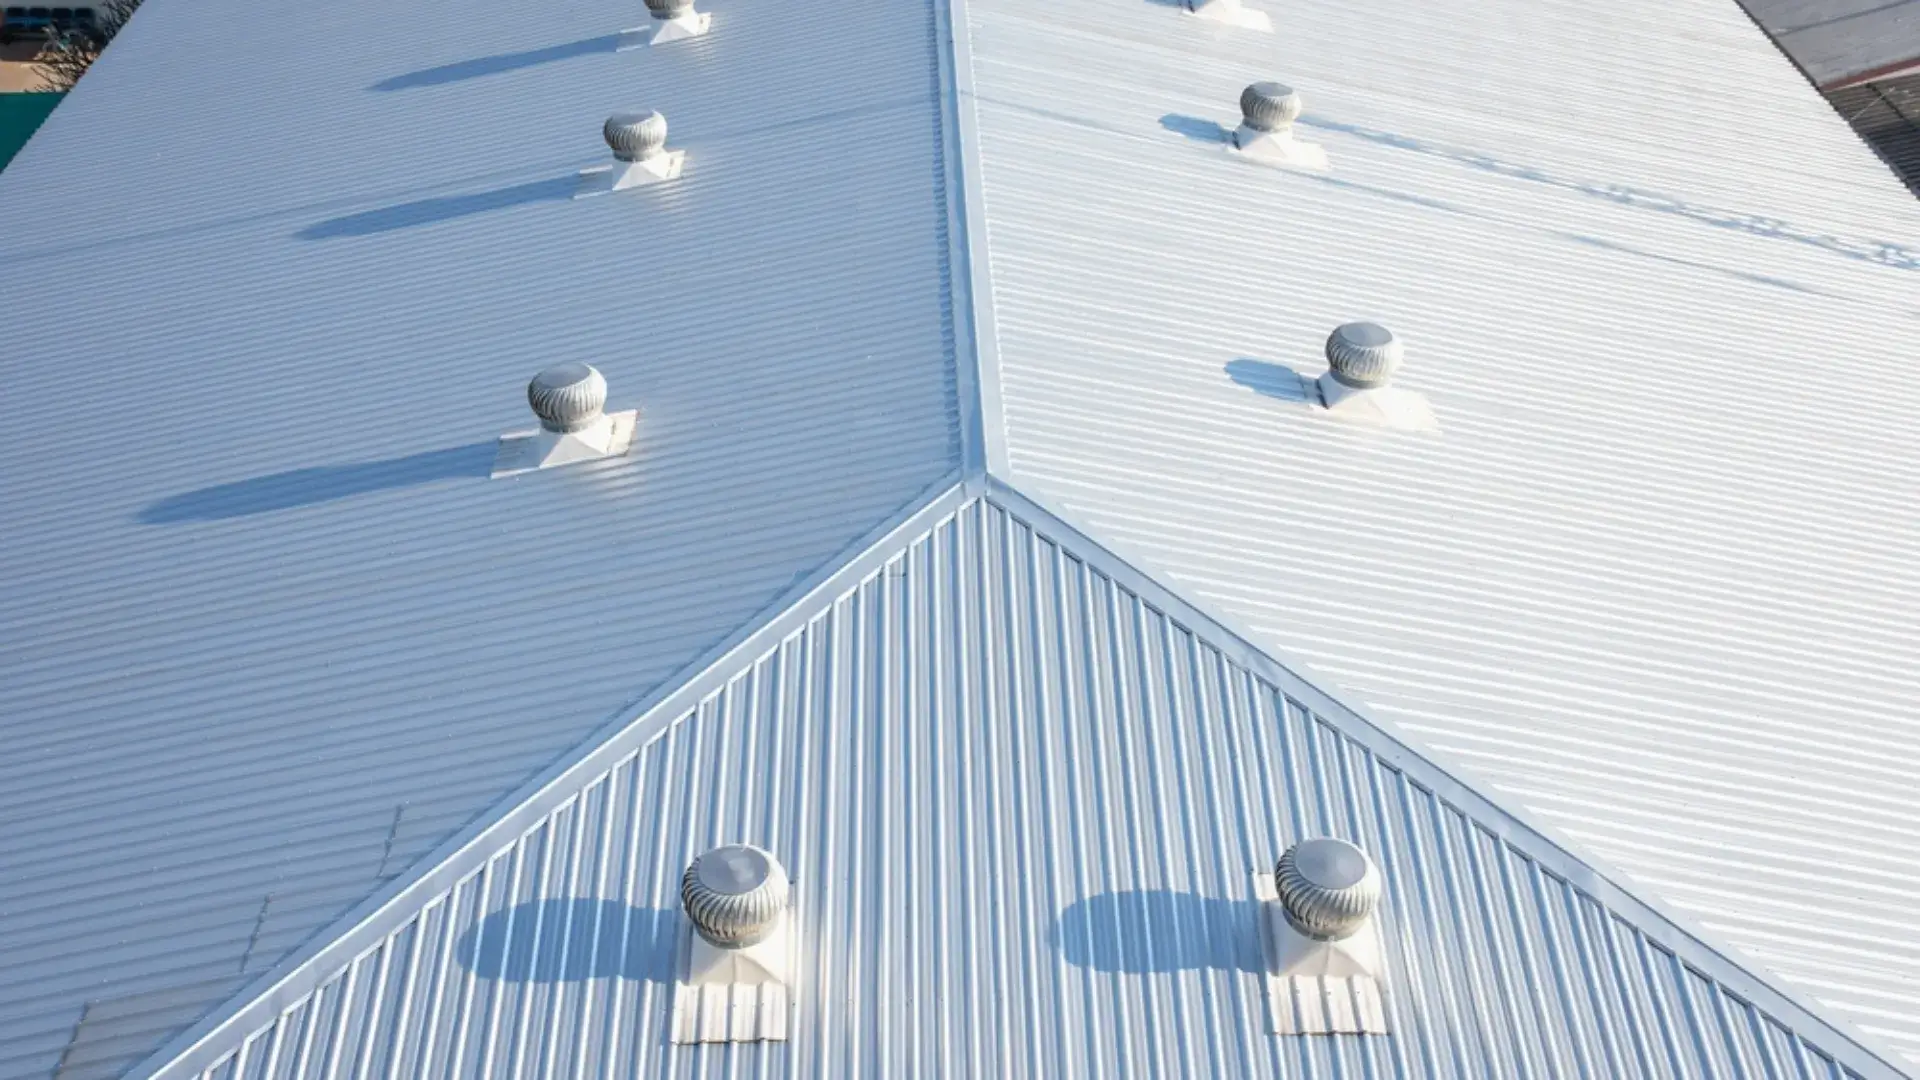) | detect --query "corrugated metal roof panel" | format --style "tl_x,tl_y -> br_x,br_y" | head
959,0 -> 1920,1065
0,0 -> 960,1073
1828,75 -> 1920,192
151,495 -> 1901,1079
